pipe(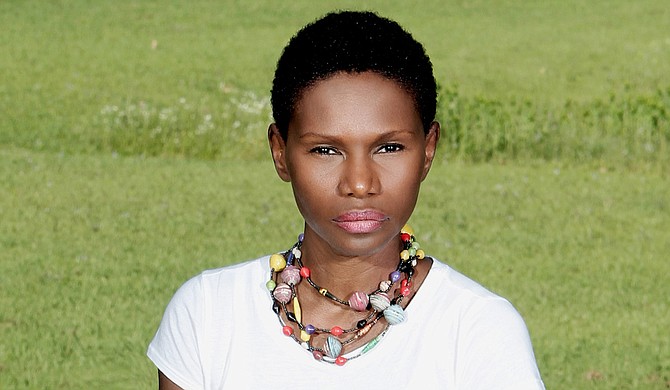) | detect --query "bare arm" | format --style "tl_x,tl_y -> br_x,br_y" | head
158,370 -> 183,390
